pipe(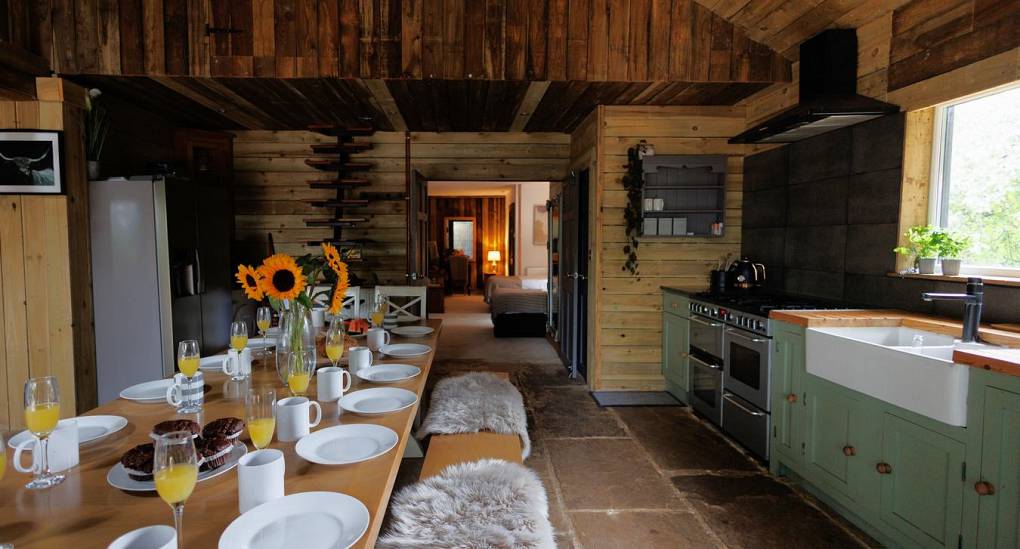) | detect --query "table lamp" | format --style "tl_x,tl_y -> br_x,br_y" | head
486,250 -> 501,273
